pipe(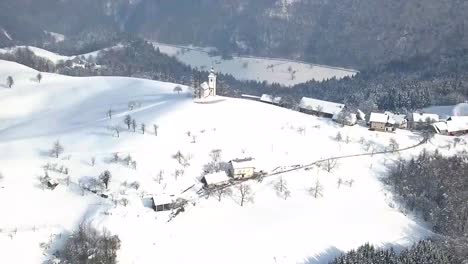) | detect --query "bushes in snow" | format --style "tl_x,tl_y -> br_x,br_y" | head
59,223 -> 120,264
